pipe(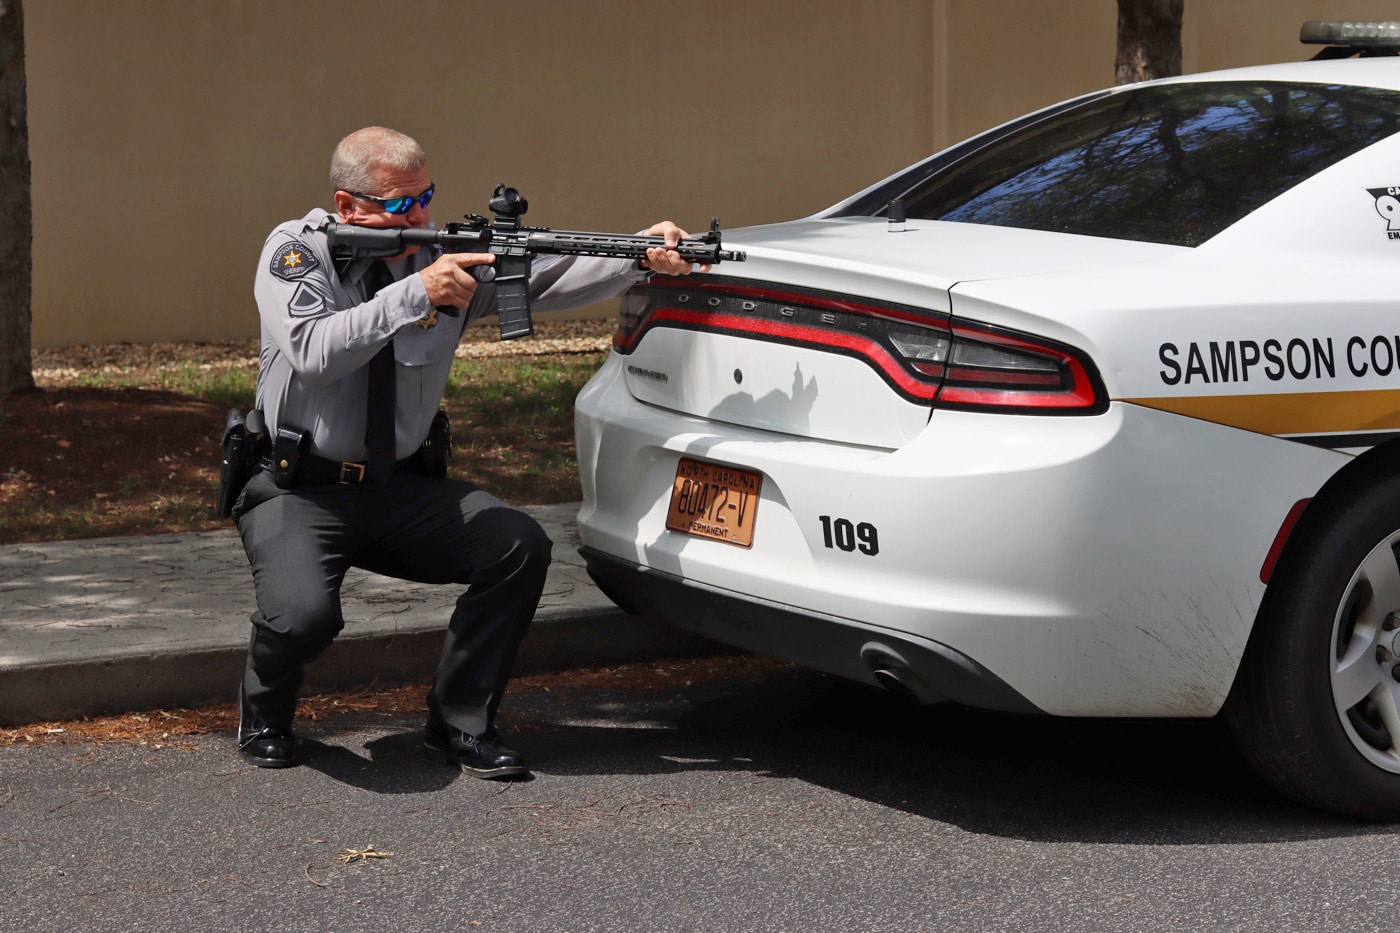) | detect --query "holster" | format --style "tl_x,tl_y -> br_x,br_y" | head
420,409 -> 452,479
217,408 -> 258,518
